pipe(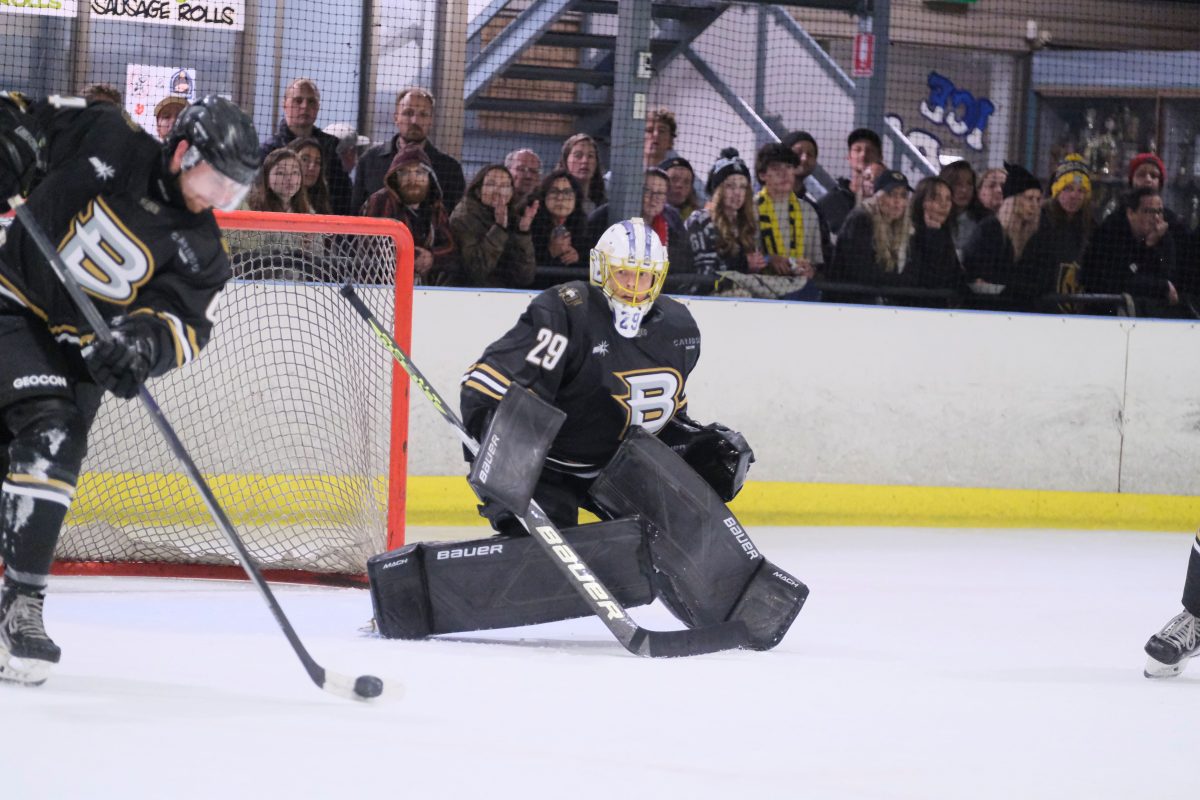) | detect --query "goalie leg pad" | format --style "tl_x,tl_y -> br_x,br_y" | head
589,427 -> 799,638
467,386 -> 566,517
726,559 -> 809,651
368,517 -> 653,639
